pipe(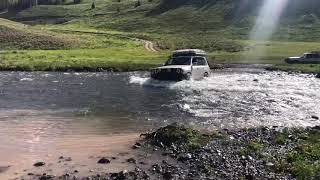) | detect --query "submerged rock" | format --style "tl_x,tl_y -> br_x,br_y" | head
127,158 -> 137,164
97,157 -> 110,164
132,142 -> 142,149
177,153 -> 192,162
65,157 -> 72,161
33,162 -> 45,167
39,174 -> 55,180
0,166 -> 10,173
